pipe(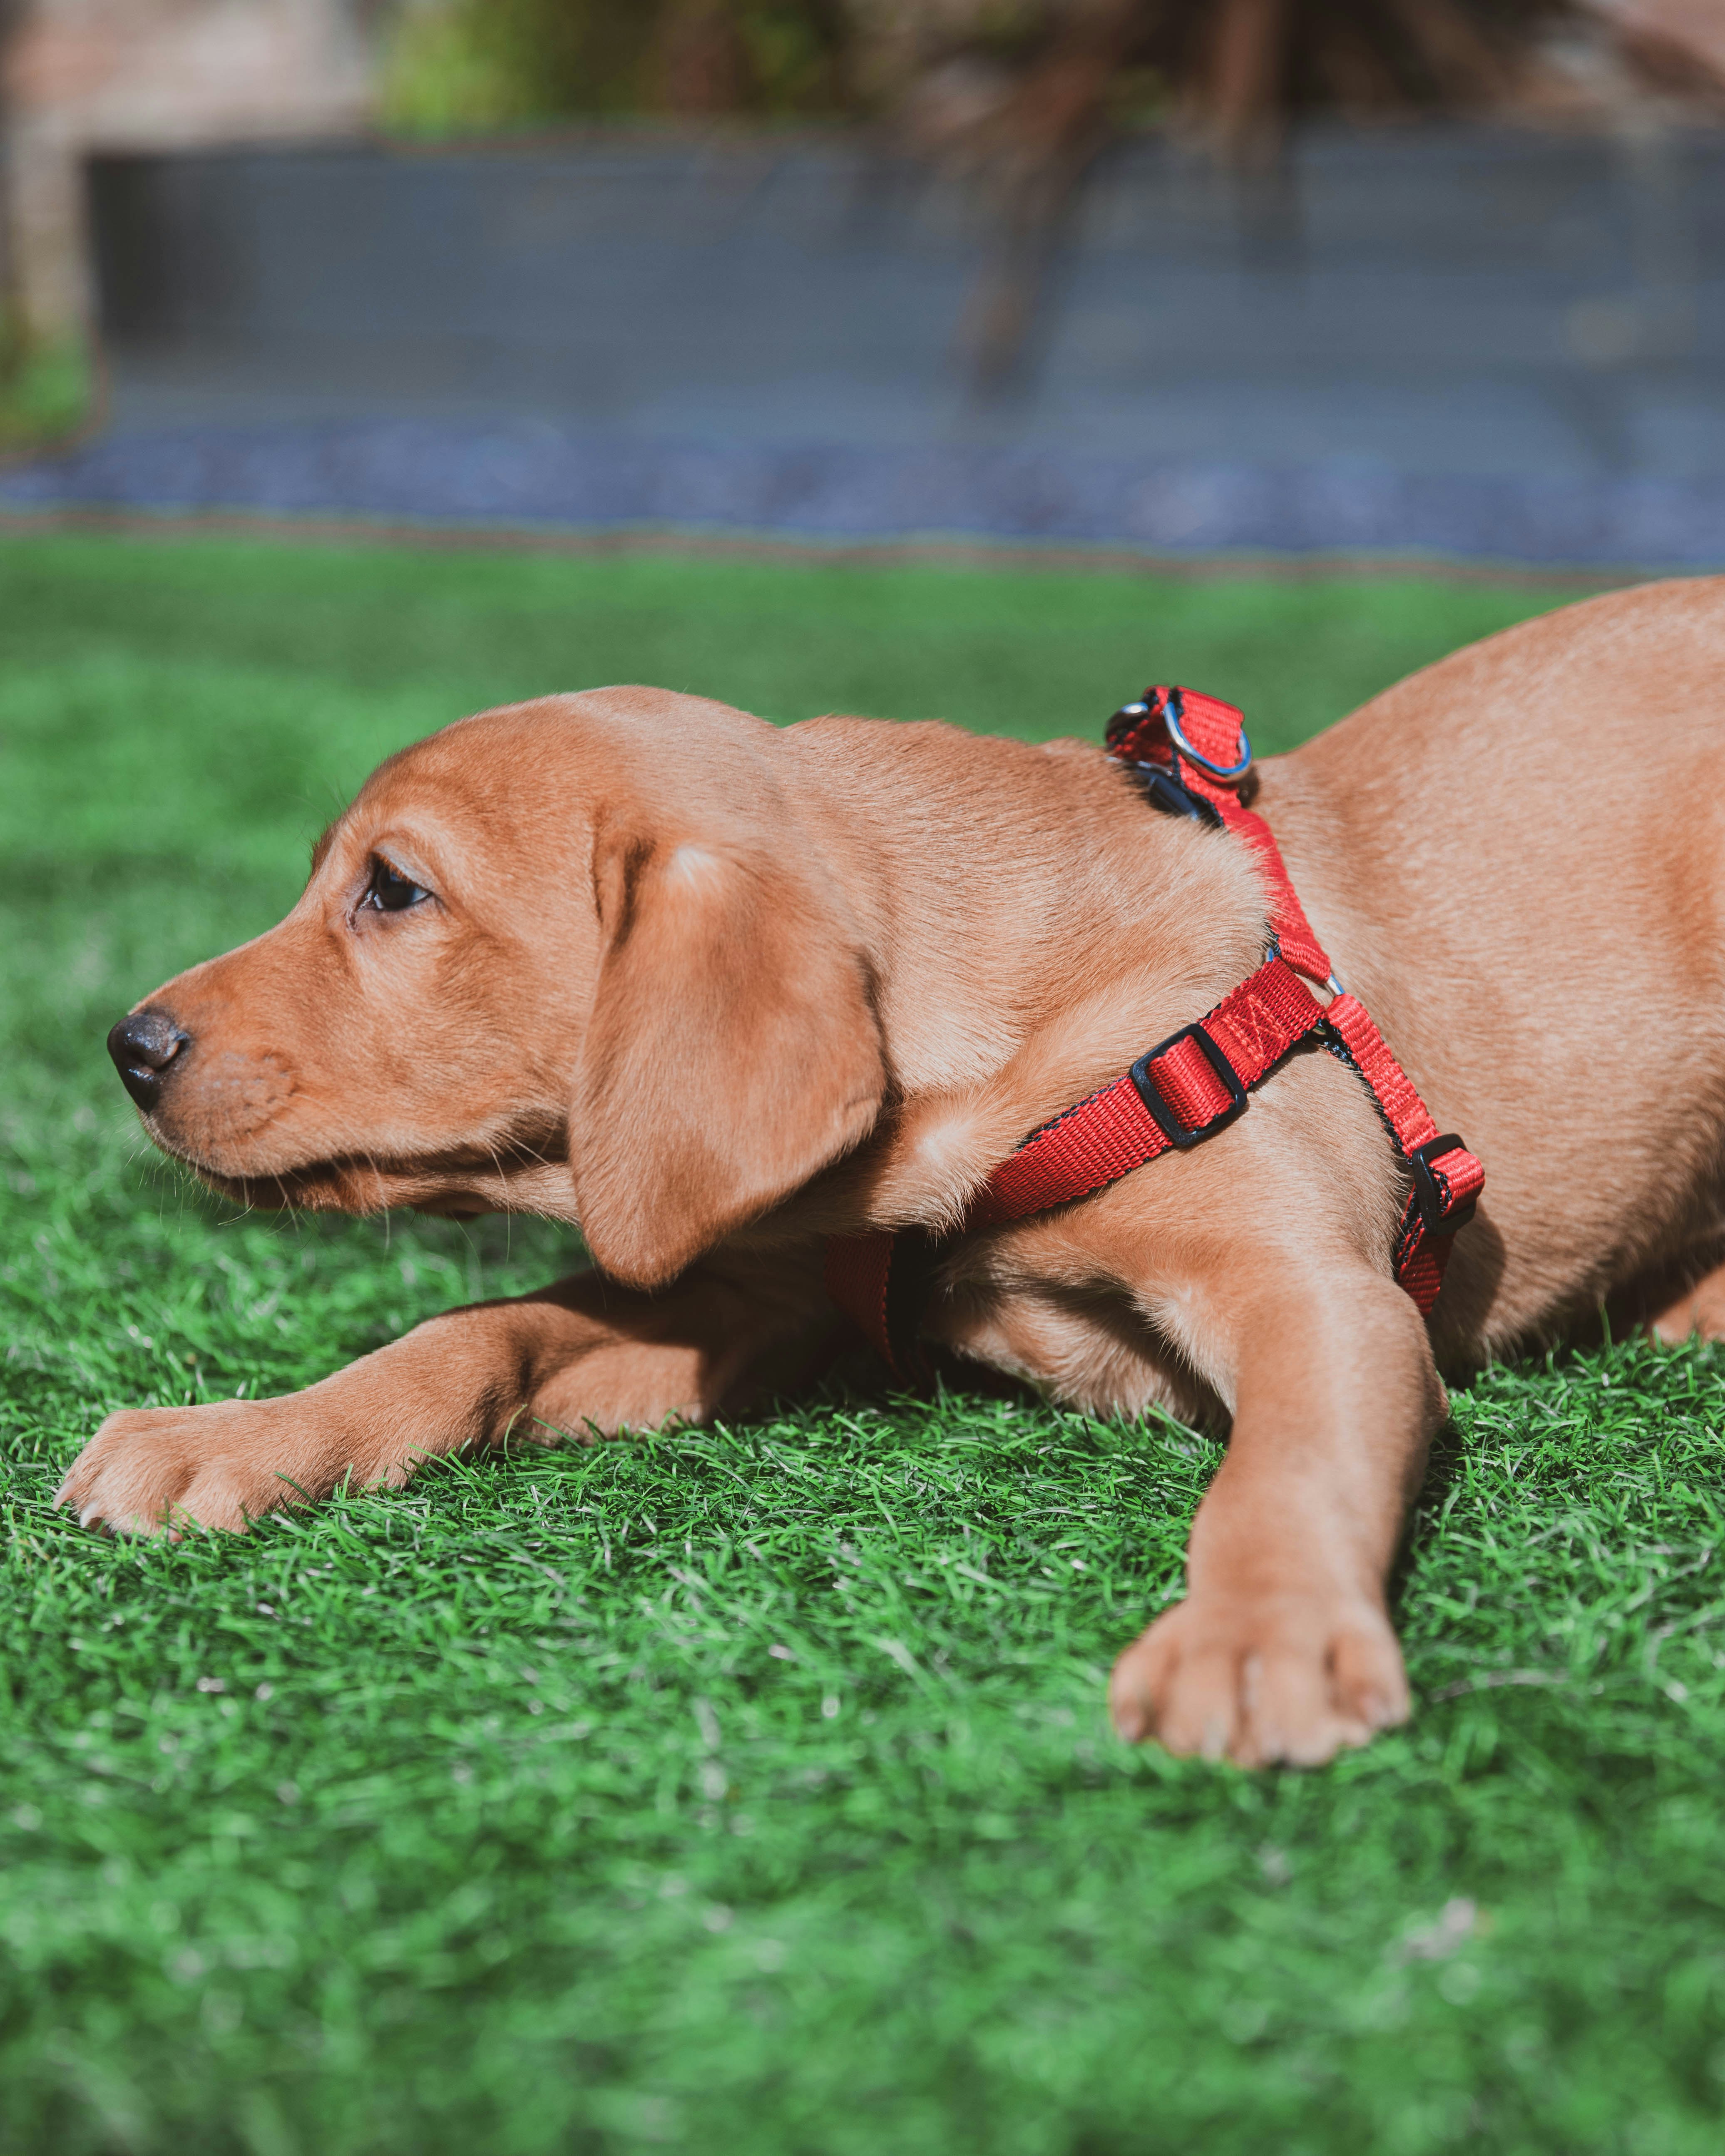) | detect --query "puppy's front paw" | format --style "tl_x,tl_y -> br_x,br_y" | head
1108,1591 -> 1409,1768
55,1398 -> 336,1536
